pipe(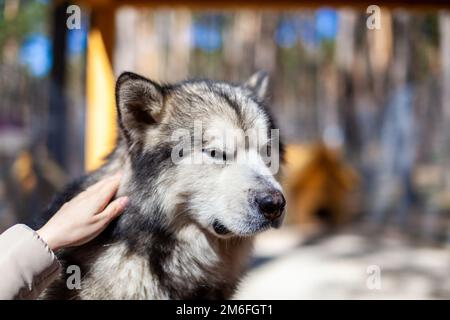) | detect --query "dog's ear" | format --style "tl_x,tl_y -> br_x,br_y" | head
116,72 -> 164,143
244,71 -> 269,101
